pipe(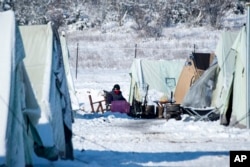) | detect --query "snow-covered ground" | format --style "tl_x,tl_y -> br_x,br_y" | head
34,13 -> 250,167
33,69 -> 250,167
